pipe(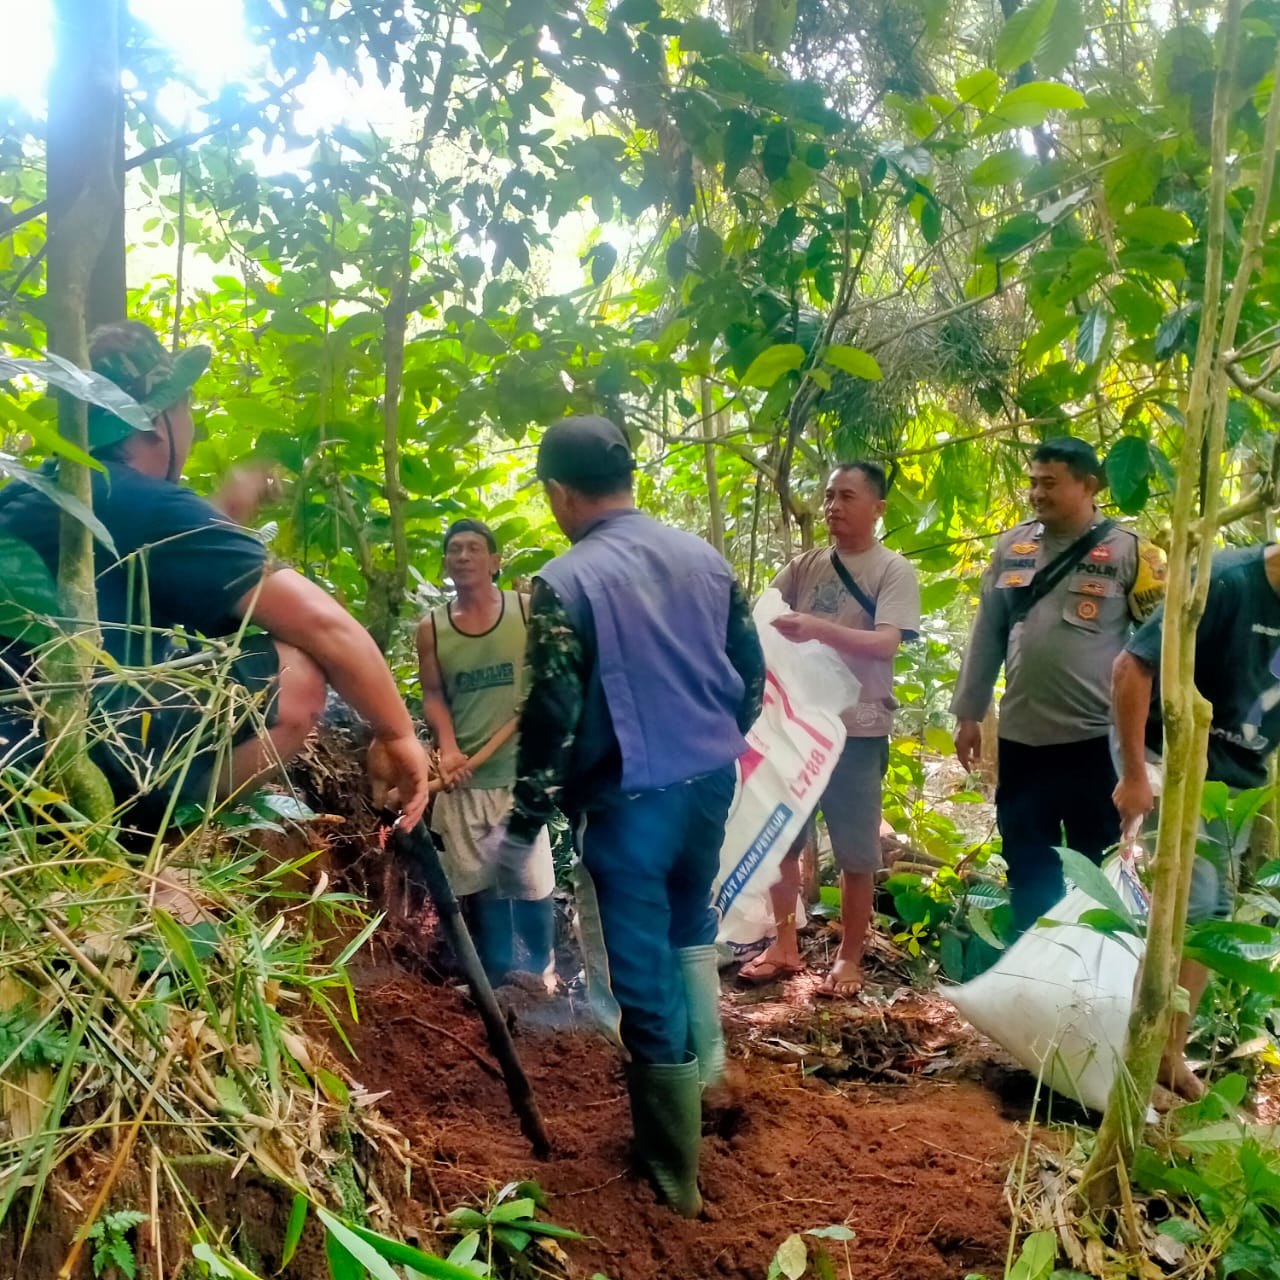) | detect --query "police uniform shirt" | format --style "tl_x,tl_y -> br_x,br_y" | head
950,519 -> 1166,746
